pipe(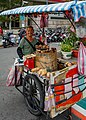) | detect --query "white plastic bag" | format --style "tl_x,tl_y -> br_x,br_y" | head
78,42 -> 86,76
6,65 -> 22,86
44,86 -> 55,111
